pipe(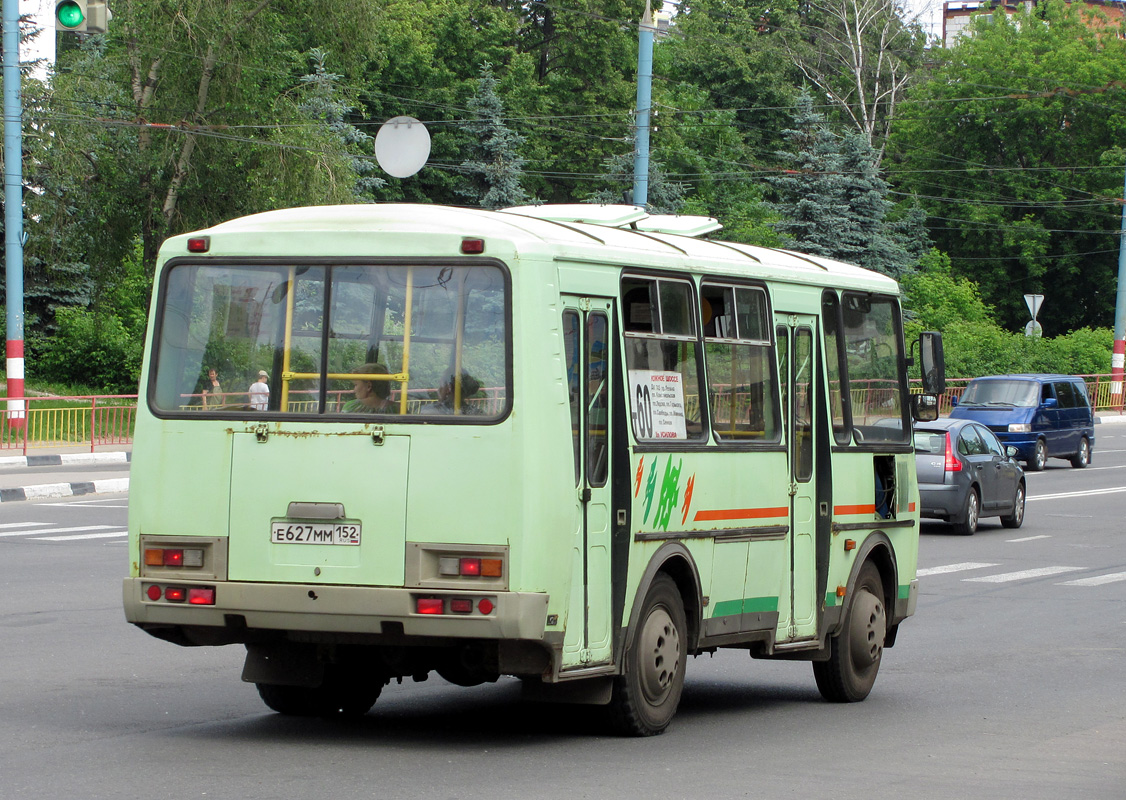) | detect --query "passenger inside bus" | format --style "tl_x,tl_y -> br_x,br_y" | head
423,371 -> 481,415
342,363 -> 396,414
